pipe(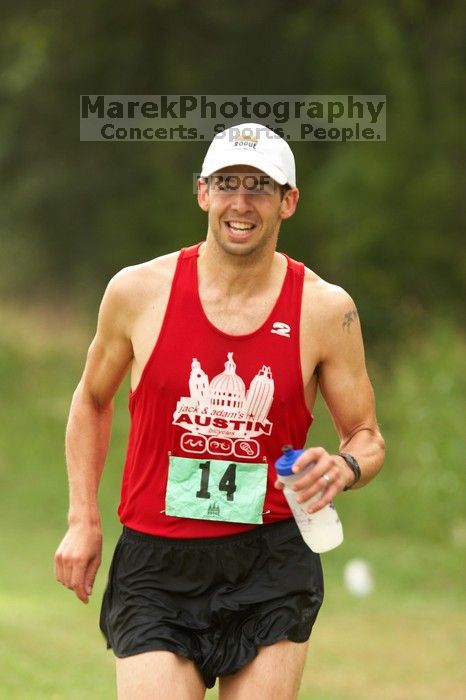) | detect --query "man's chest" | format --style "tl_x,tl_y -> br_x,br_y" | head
200,295 -> 274,335
130,281 -> 322,401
